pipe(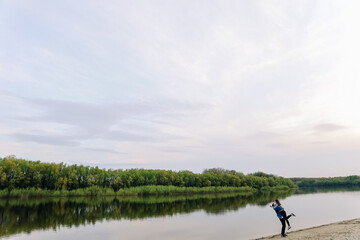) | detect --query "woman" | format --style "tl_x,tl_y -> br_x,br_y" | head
276,199 -> 295,230
271,199 -> 296,237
